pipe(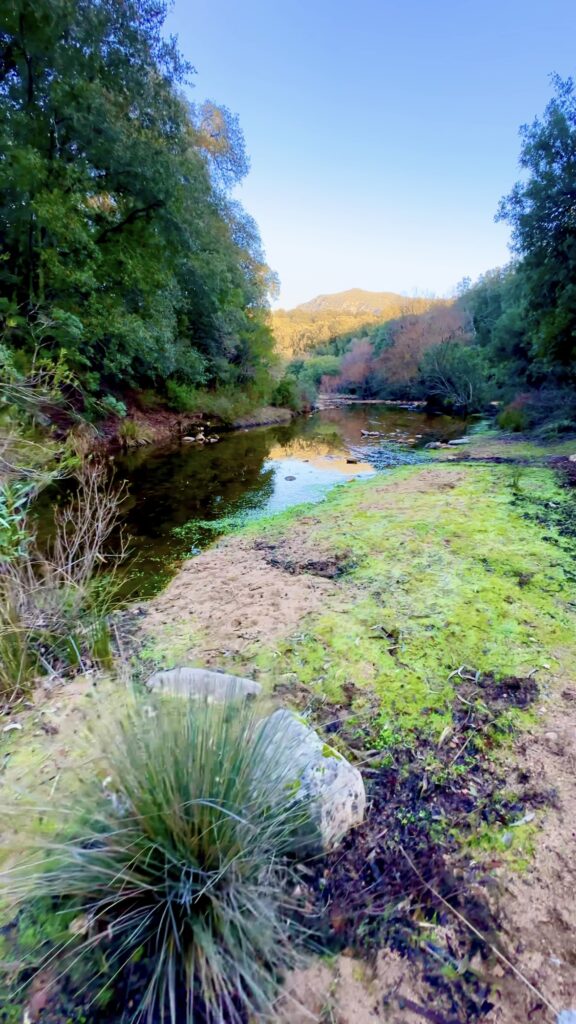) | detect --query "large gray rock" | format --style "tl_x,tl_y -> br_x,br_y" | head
147,667 -> 261,701
258,709 -> 366,853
